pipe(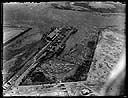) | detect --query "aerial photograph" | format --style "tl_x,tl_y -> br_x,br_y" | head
3,1 -> 126,96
